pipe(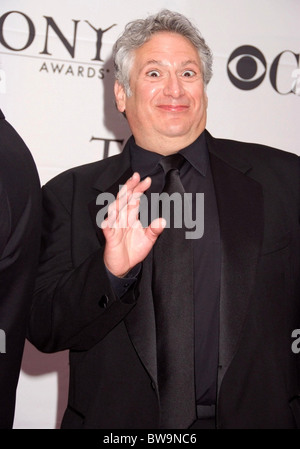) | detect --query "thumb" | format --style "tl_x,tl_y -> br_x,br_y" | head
145,218 -> 166,241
